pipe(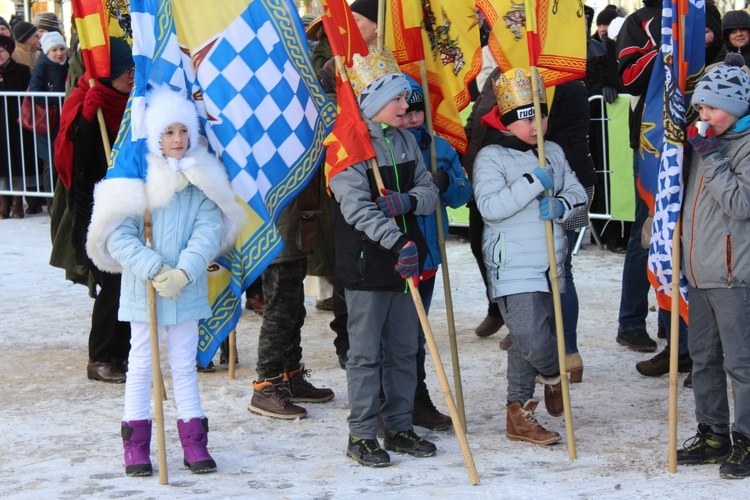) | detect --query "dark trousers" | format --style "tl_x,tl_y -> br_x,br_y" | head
255,258 -> 307,380
331,278 -> 350,356
88,266 -> 131,363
